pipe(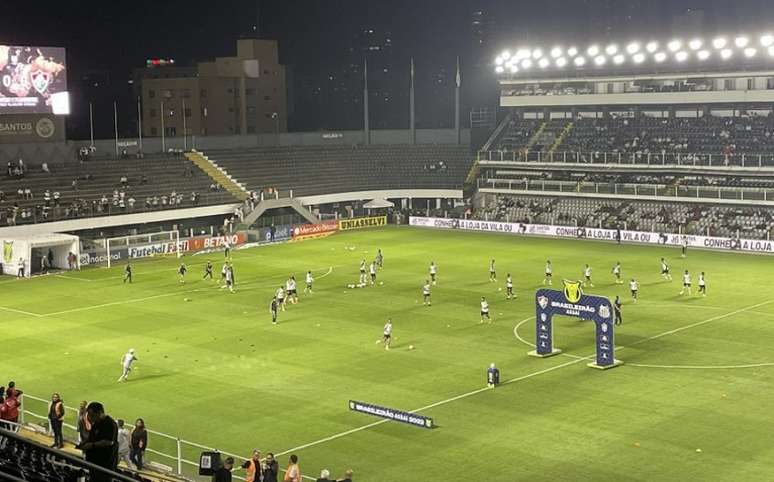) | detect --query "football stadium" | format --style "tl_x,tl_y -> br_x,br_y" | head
3,3 -> 774,482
